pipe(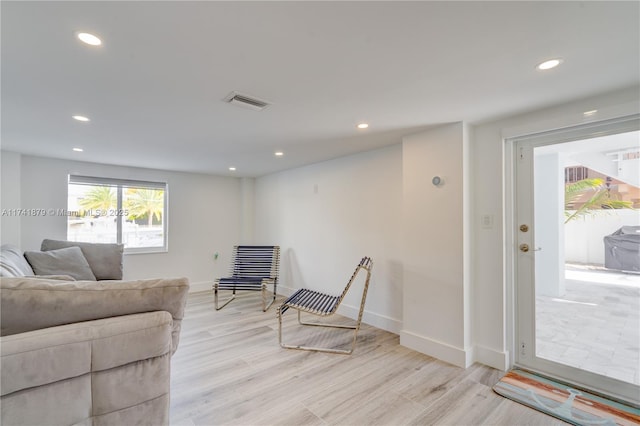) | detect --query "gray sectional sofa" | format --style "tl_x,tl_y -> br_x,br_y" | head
0,241 -> 190,425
